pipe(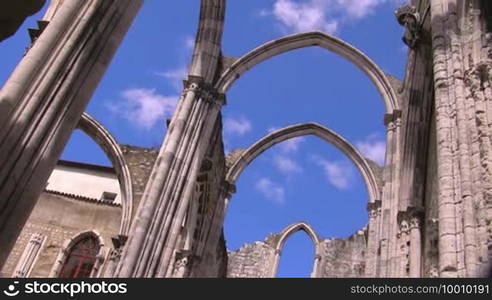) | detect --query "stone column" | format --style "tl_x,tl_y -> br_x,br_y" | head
409,213 -> 422,278
0,0 -> 142,269
269,249 -> 281,278
379,109 -> 402,277
365,201 -> 381,277
430,0 -> 458,277
102,235 -> 127,278
397,217 -> 409,277
310,253 -> 322,278
390,114 -> 403,277
115,77 -> 225,277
